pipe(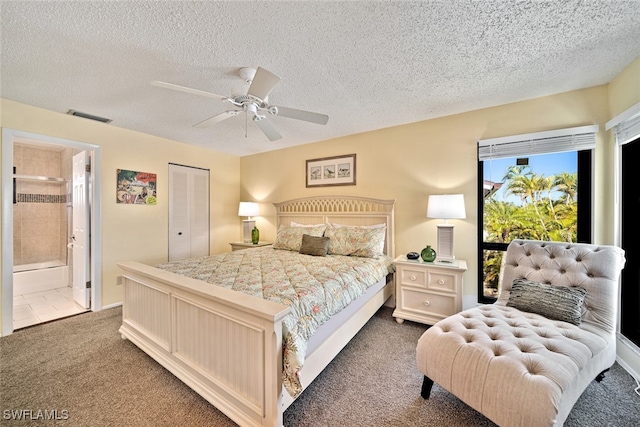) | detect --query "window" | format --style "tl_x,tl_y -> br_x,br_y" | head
609,106 -> 640,347
620,135 -> 640,347
477,127 -> 595,303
